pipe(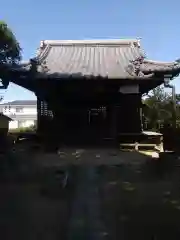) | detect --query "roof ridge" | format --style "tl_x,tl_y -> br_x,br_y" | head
36,38 -> 141,64
0,100 -> 37,105
143,59 -> 178,66
43,39 -> 140,46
